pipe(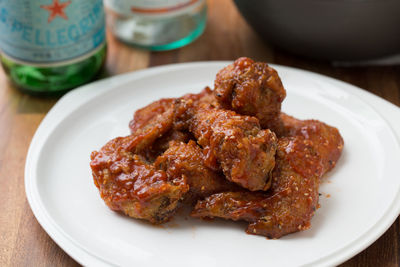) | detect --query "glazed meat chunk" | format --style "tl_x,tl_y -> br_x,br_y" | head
131,87 -> 278,192
191,136 -> 323,238
129,88 -> 217,162
185,101 -> 278,191
90,57 -> 344,239
141,129 -> 194,163
214,57 -> 286,129
129,98 -> 175,134
192,113 -> 344,238
128,100 -> 175,153
91,105 -> 194,224
154,140 -> 239,203
278,113 -> 344,174
90,135 -> 189,224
